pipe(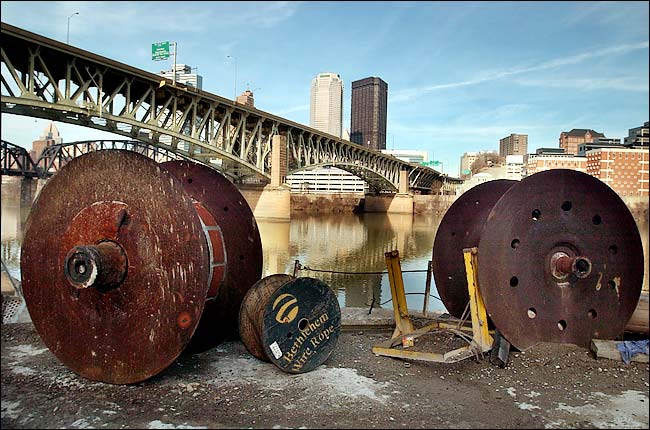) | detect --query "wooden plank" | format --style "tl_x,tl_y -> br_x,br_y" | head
590,339 -> 649,363
625,293 -> 649,334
